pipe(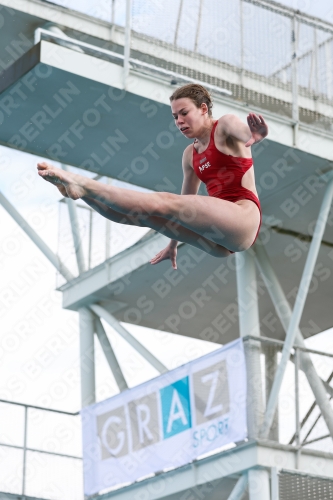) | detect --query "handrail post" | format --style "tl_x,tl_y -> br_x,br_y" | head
194,0 -> 203,52
240,0 -> 245,87
105,178 -> 112,260
294,347 -> 301,469
313,28 -> 319,97
111,0 -> 116,39
88,209 -> 93,269
123,0 -> 132,90
271,467 -> 279,500
79,308 -> 96,407
22,406 -> 28,499
174,0 -> 184,46
61,165 -> 86,275
291,15 -> 299,146
325,39 -> 332,101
